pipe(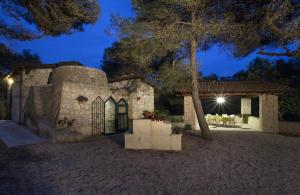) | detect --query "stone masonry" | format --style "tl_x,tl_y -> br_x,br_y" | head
259,94 -> 279,133
11,65 -> 155,136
